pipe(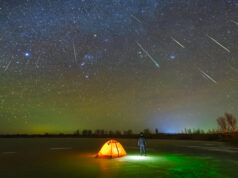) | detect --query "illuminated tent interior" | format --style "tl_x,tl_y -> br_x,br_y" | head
96,140 -> 127,158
